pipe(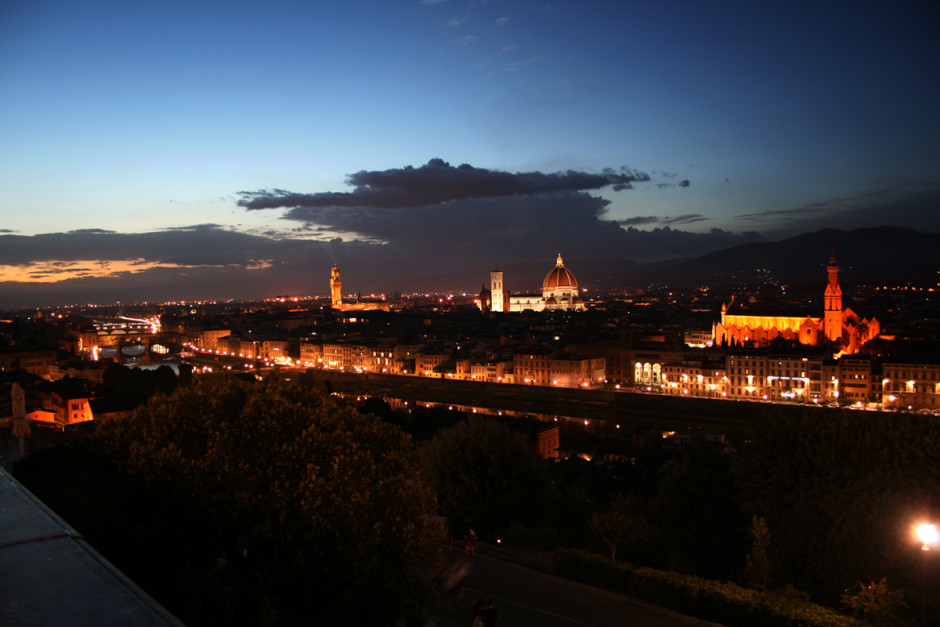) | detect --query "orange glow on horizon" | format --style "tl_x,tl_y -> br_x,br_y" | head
0,258 -> 273,283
